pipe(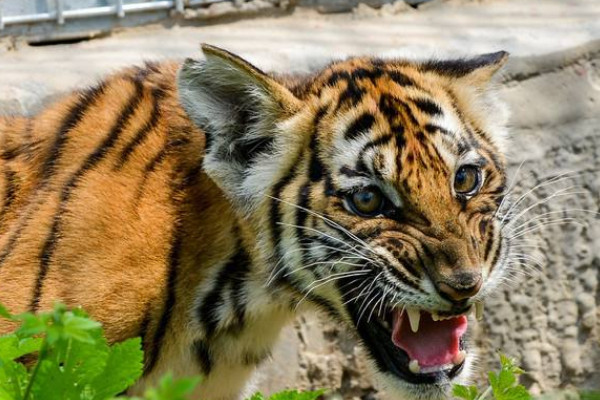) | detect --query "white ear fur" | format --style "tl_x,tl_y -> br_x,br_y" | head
177,44 -> 302,209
